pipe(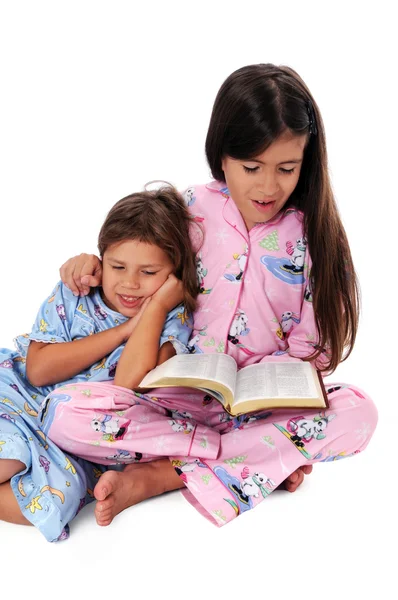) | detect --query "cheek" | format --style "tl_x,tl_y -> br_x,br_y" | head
146,276 -> 164,294
291,171 -> 302,190
230,179 -> 250,201
282,175 -> 299,197
226,171 -> 246,194
102,271 -> 116,291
